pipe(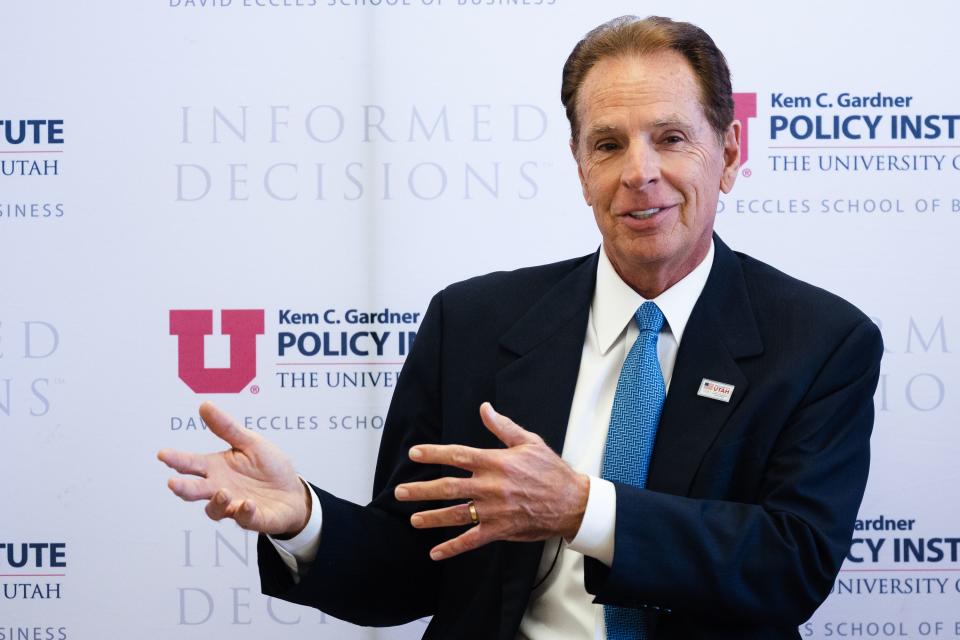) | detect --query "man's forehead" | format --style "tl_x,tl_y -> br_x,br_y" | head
580,51 -> 699,94
576,53 -> 706,126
